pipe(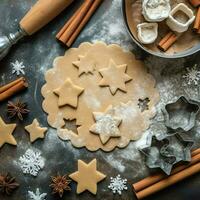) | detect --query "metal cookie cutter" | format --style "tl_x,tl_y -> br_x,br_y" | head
139,132 -> 194,175
162,96 -> 200,132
